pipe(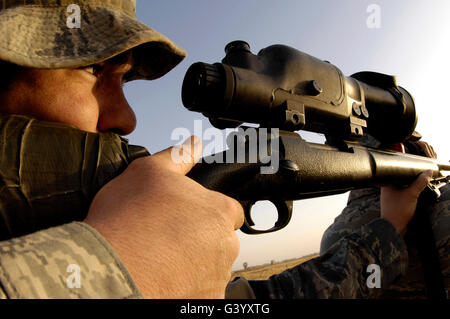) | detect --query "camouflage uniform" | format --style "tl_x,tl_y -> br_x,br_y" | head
319,185 -> 449,299
227,217 -> 408,298
319,135 -> 449,298
0,0 -> 186,298
0,222 -> 142,298
0,115 -> 145,298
